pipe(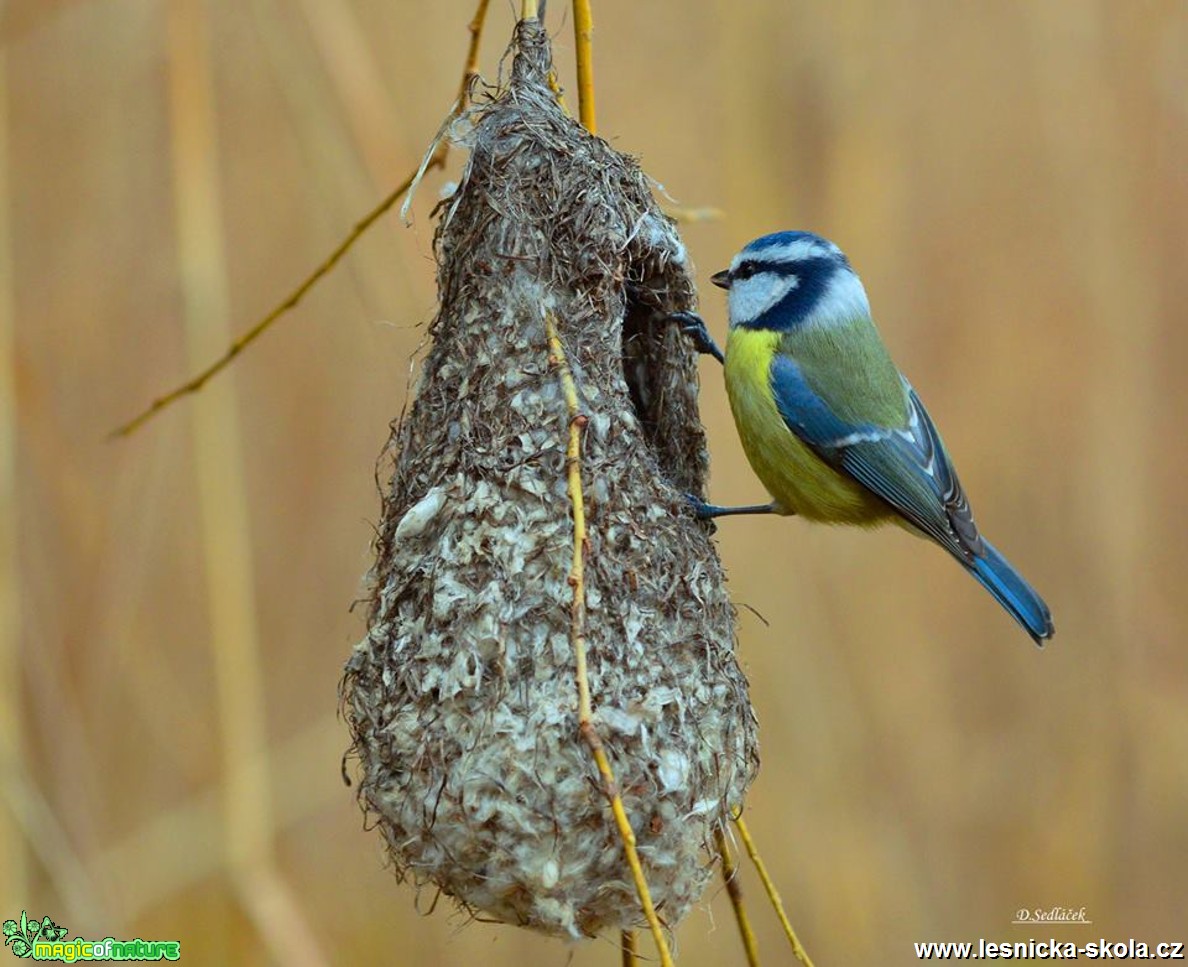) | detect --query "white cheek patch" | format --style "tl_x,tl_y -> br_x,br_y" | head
728,272 -> 799,327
